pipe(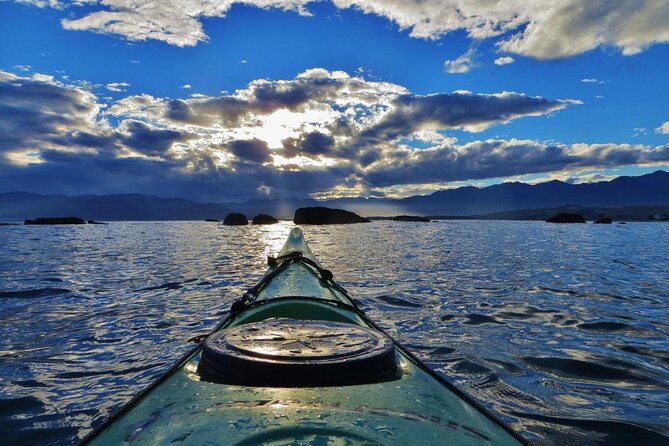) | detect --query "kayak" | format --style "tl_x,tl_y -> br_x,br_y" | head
83,228 -> 527,445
